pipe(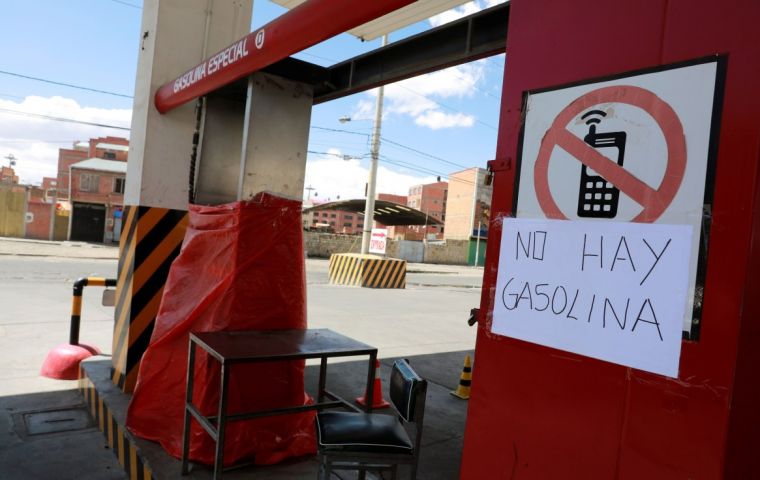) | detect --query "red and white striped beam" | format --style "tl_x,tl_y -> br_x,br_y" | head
154,0 -> 417,113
